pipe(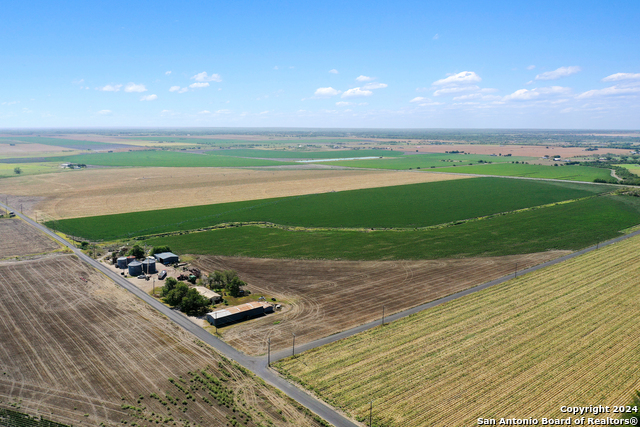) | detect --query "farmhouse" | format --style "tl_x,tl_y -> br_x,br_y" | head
206,301 -> 273,327
155,252 -> 179,265
194,286 -> 222,303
